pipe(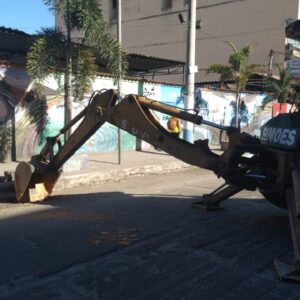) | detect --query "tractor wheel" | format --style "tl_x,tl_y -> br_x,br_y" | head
260,191 -> 287,209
